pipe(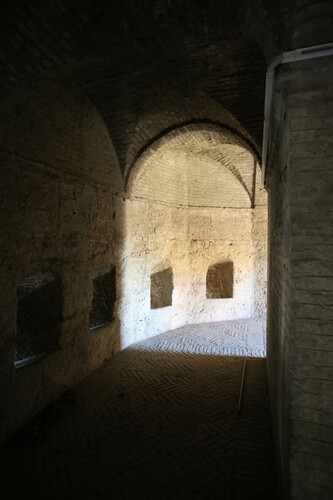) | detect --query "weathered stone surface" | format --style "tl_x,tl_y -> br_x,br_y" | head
0,81 -> 123,442
267,53 -> 333,500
